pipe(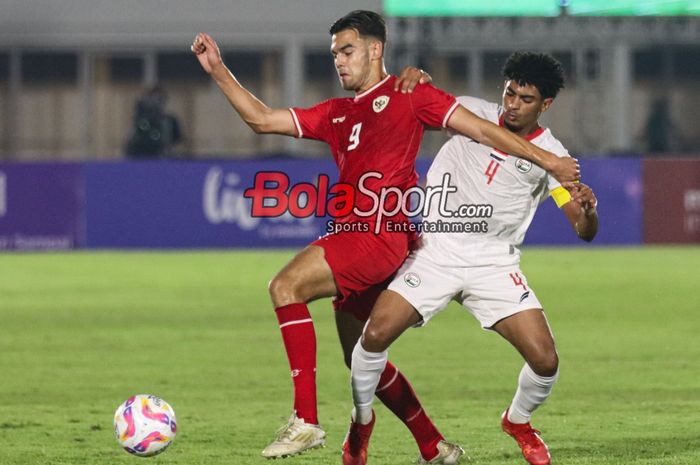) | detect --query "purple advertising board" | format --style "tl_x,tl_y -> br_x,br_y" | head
0,157 -> 643,250
0,163 -> 84,250
523,158 -> 643,245
84,160 -> 339,248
